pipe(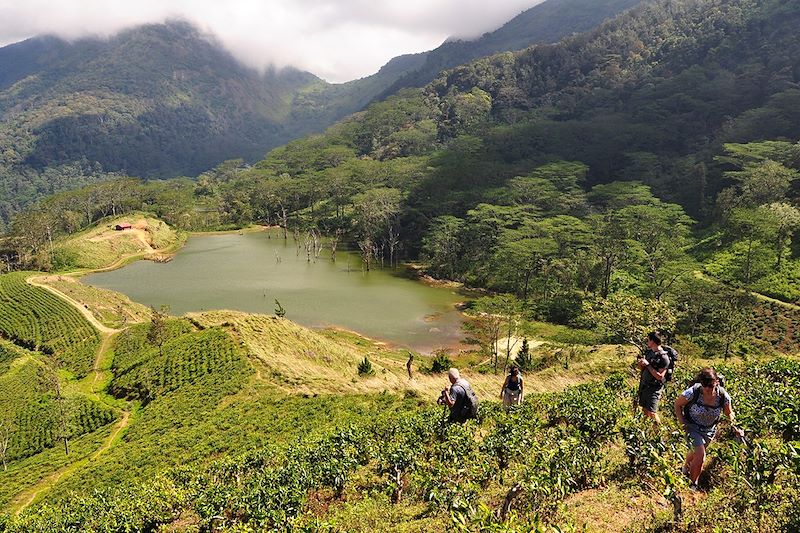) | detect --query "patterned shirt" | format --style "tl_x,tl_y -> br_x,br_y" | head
682,384 -> 732,428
